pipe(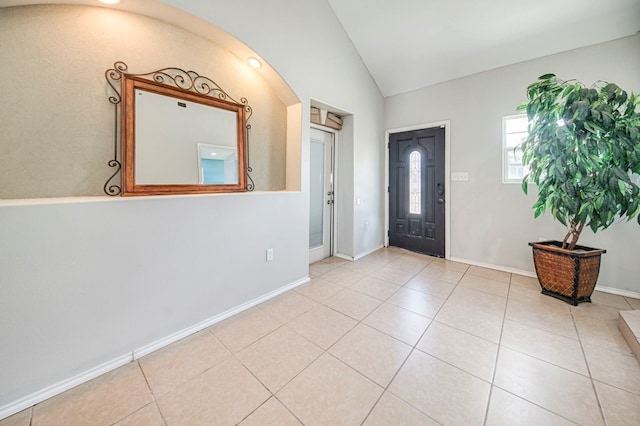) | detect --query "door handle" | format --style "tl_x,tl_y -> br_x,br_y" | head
437,198 -> 444,204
